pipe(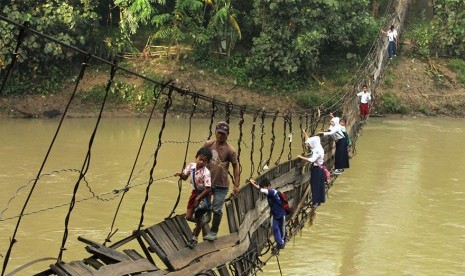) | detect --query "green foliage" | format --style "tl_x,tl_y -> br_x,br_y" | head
383,75 -> 395,88
377,92 -> 407,114
80,81 -> 137,103
431,0 -> 465,57
246,0 -> 376,77
448,58 -> 465,84
293,91 -> 325,109
0,1 -> 99,70
404,20 -> 433,57
1,67 -> 66,96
